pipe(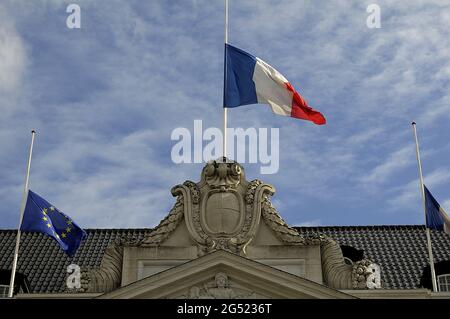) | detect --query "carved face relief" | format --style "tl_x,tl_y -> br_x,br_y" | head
215,272 -> 228,289
174,272 -> 258,299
